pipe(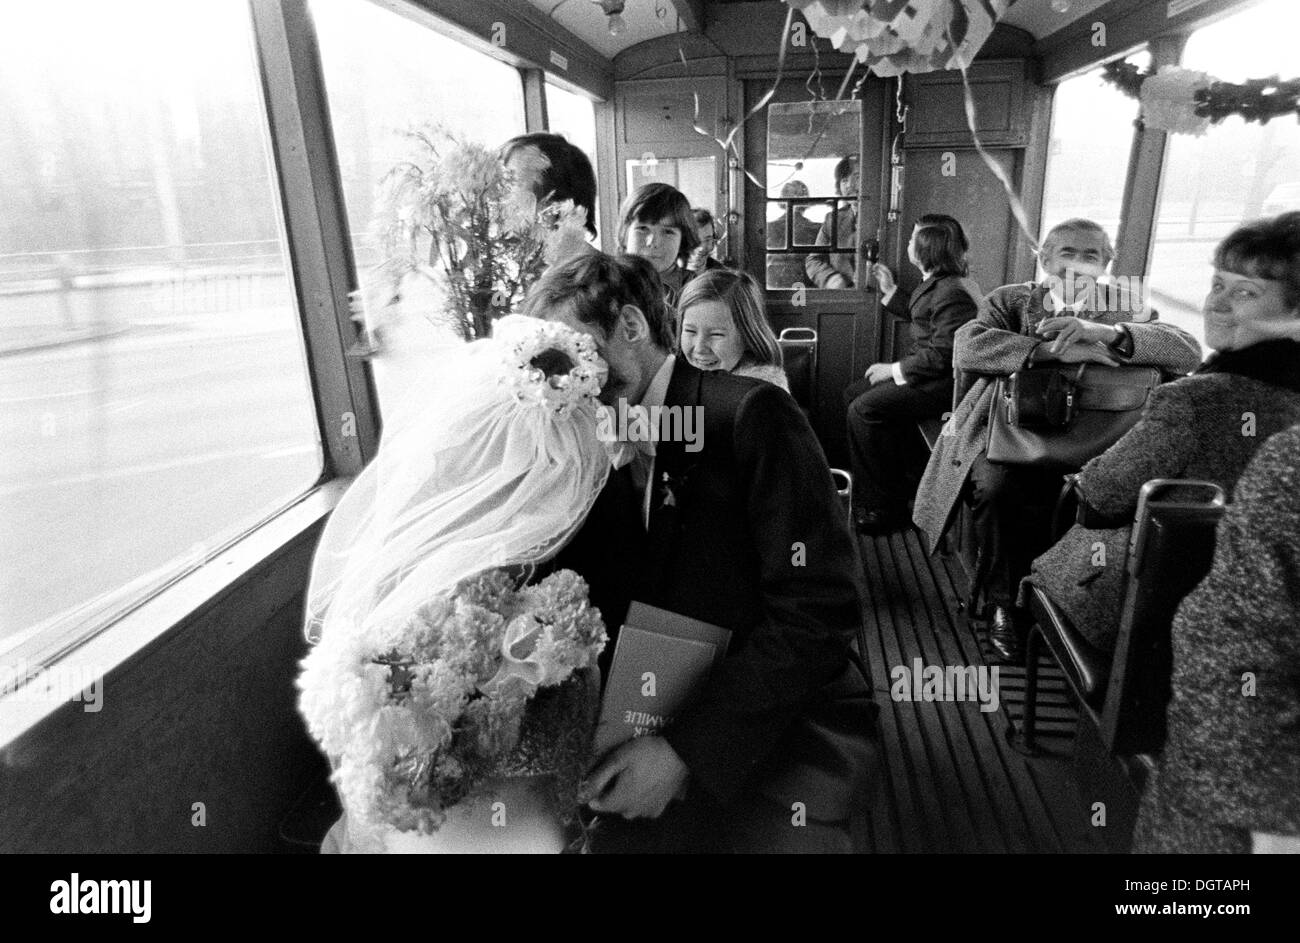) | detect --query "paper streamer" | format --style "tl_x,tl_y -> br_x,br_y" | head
949,29 -> 1041,254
